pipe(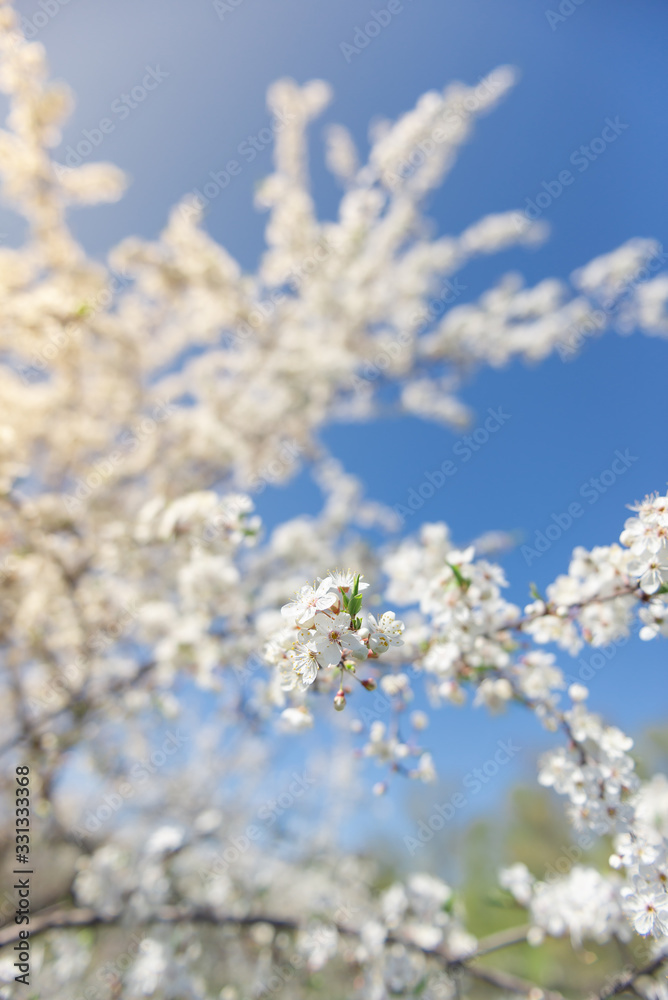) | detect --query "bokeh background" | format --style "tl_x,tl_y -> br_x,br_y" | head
7,0 -> 667,861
